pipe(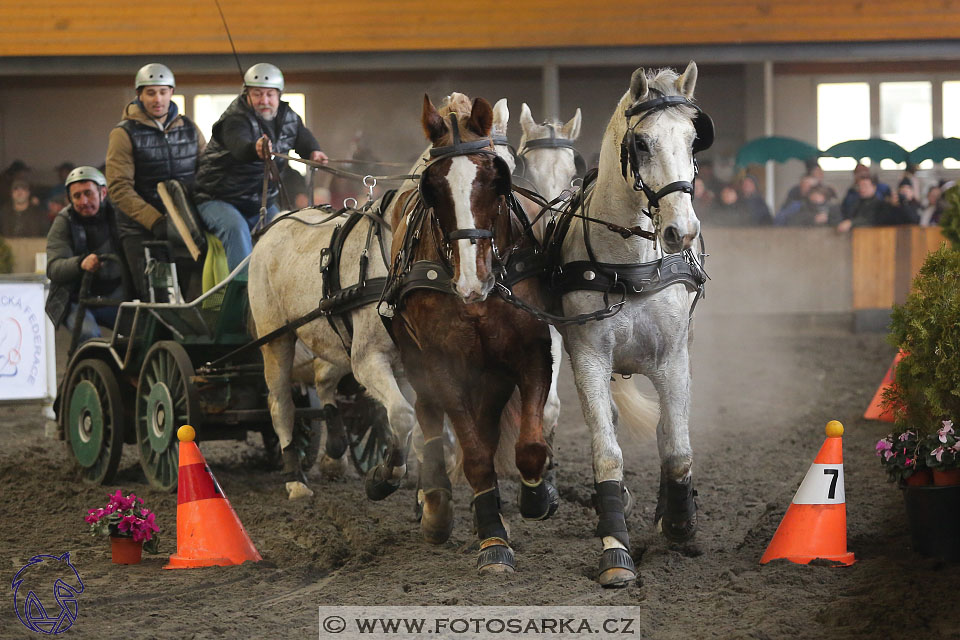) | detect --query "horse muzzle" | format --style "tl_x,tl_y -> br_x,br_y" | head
662,222 -> 699,254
